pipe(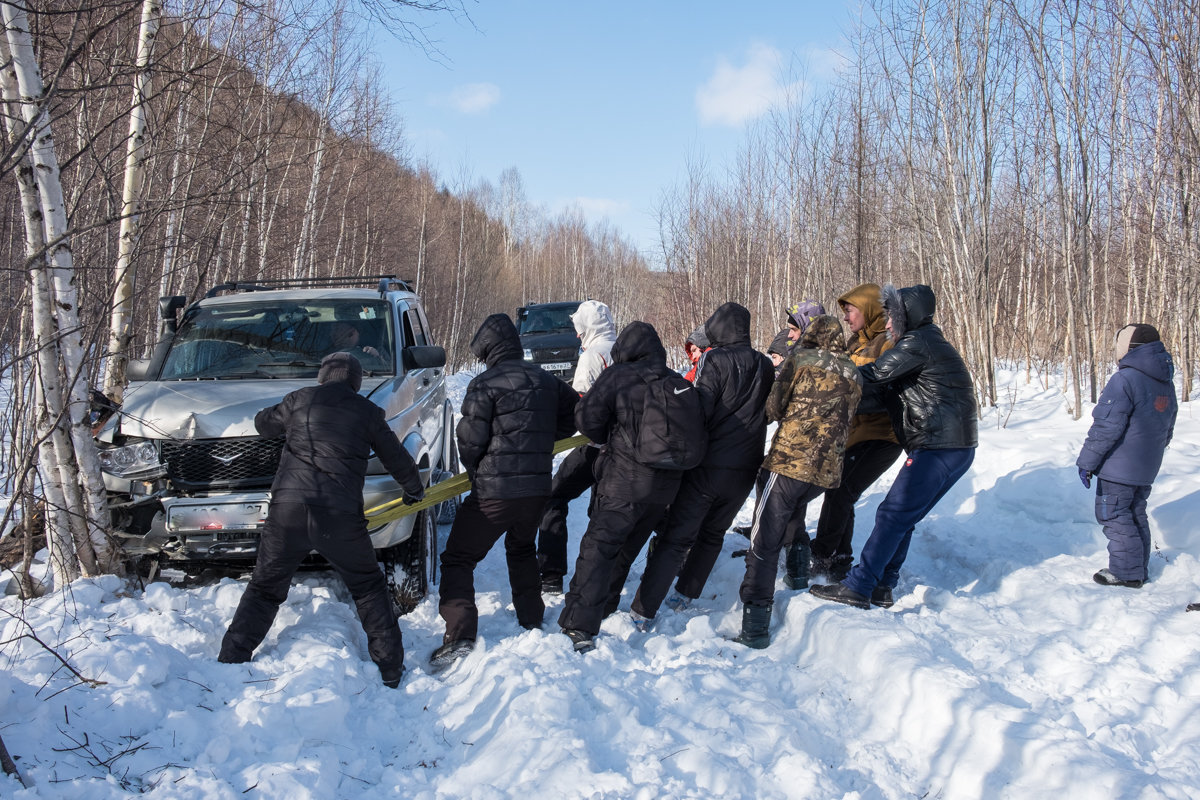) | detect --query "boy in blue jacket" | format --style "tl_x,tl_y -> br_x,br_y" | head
1077,324 -> 1178,588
